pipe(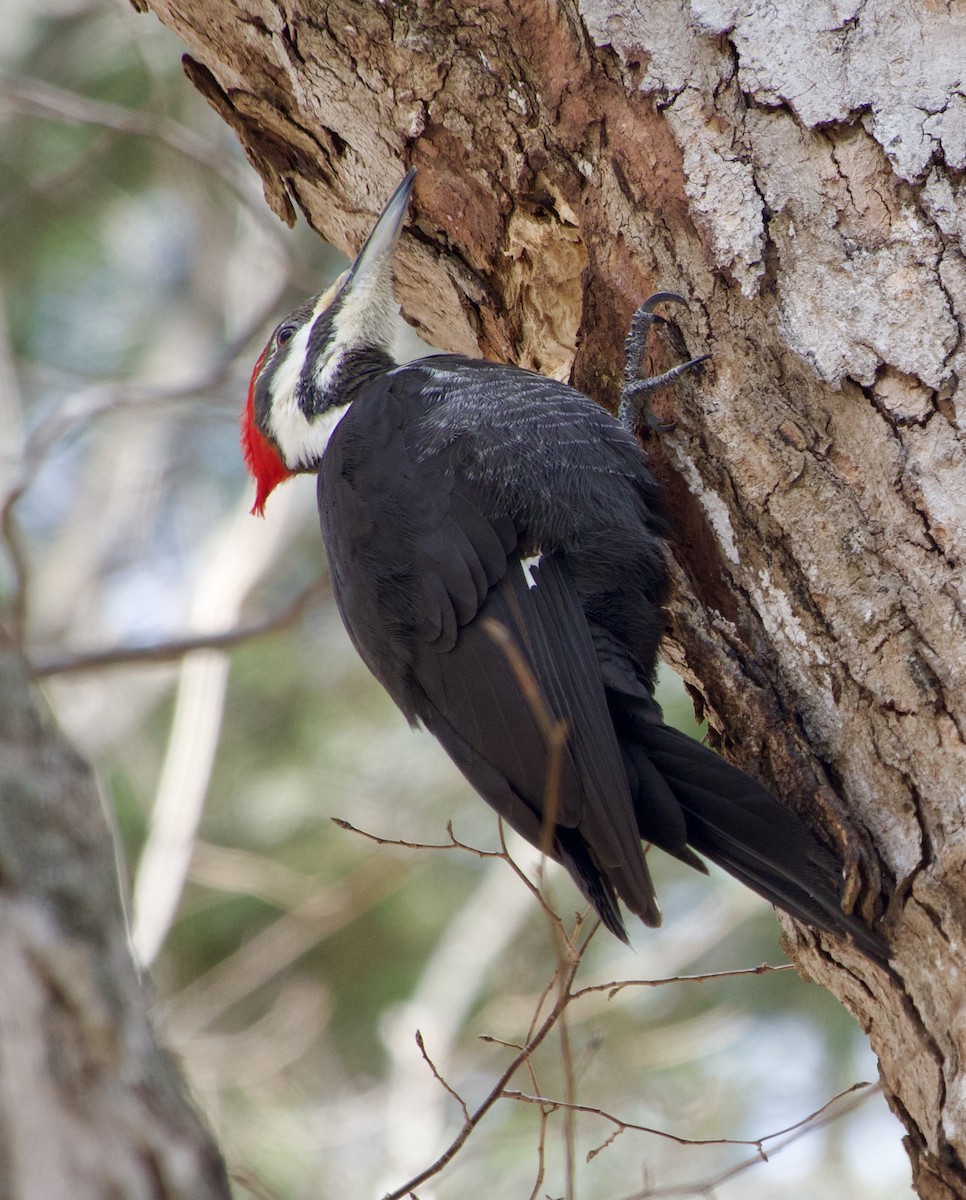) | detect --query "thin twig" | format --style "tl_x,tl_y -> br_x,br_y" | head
382,949 -> 586,1200
559,1003 -> 577,1200
526,1100 -> 551,1200
387,936 -> 869,1200
496,818 -> 579,950
478,1034 -> 526,1051
28,578 -> 328,677
520,1001 -> 551,1200
622,1082 -> 880,1199
524,965 -> 566,1046
332,817 -> 505,859
571,961 -> 793,1002
503,1091 -> 766,1154
332,813 -> 825,1195
503,1079 -> 875,1159
415,1030 -> 471,1123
